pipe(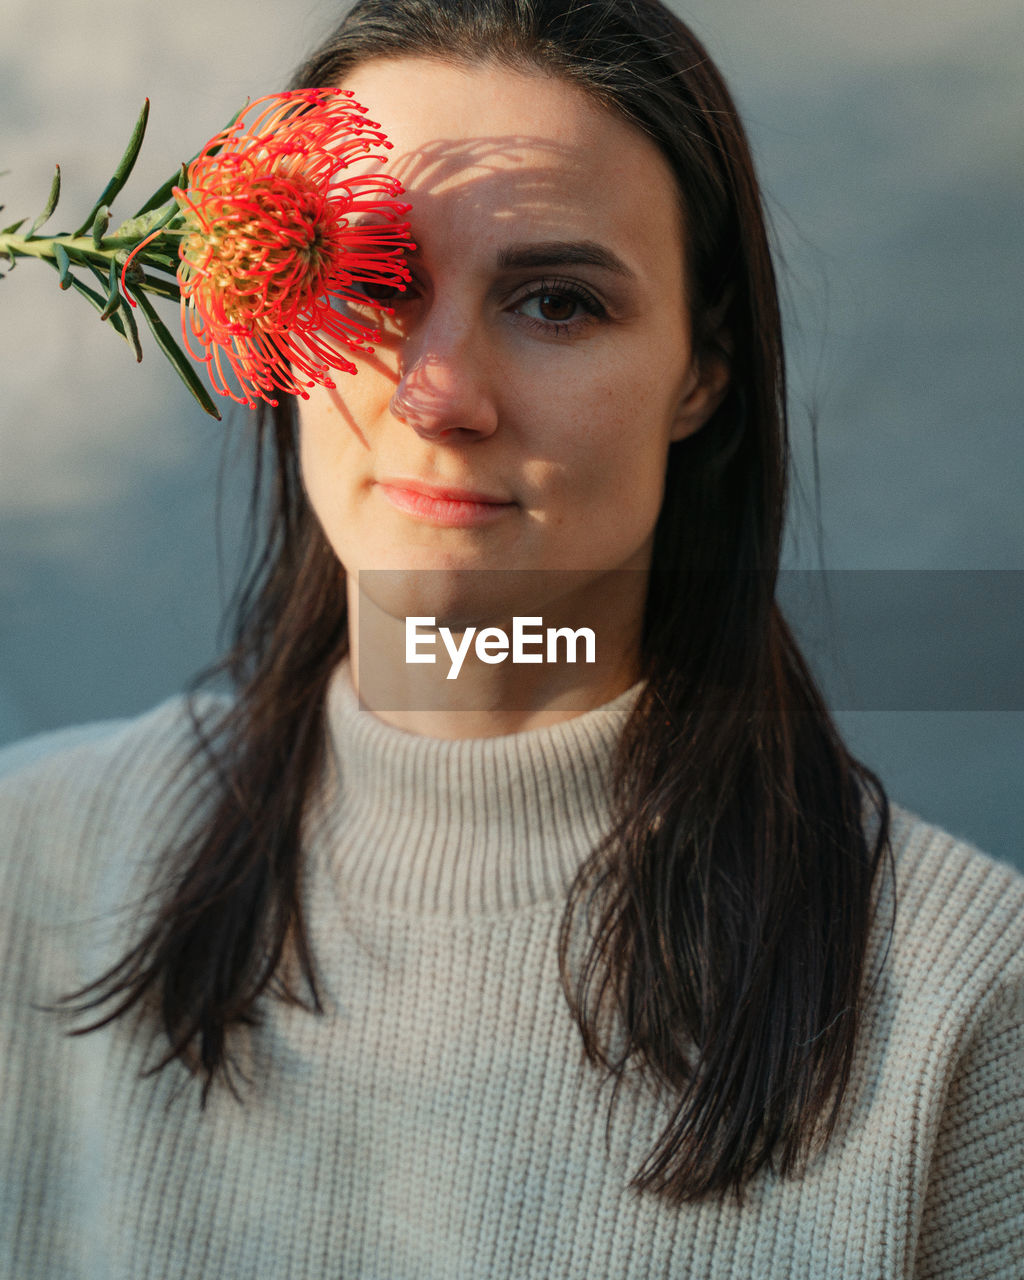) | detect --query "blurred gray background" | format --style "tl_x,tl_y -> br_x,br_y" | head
1,0 -> 1021,869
